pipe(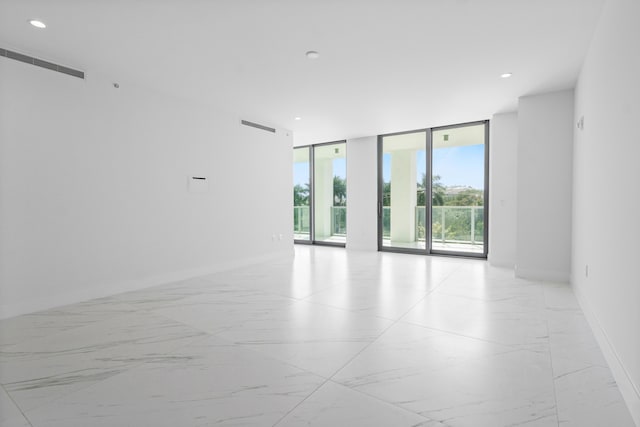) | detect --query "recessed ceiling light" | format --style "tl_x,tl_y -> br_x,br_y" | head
500,72 -> 513,78
294,117 -> 302,121
305,51 -> 319,59
29,19 -> 46,29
